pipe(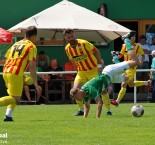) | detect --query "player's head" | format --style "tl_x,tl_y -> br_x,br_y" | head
64,29 -> 76,46
122,30 -> 136,44
25,26 -> 37,42
70,88 -> 85,101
